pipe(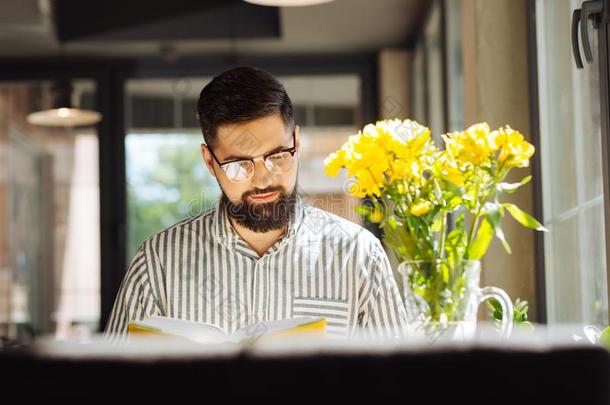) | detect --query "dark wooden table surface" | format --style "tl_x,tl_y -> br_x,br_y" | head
0,335 -> 608,403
